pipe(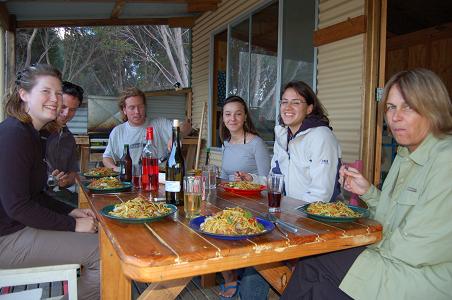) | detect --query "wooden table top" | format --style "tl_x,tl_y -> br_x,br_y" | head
82,184 -> 382,283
